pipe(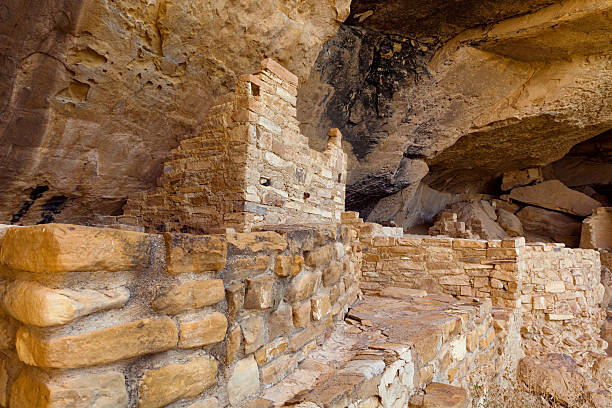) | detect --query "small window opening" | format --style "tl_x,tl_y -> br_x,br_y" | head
337,173 -> 342,183
303,192 -> 310,200
251,83 -> 260,97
